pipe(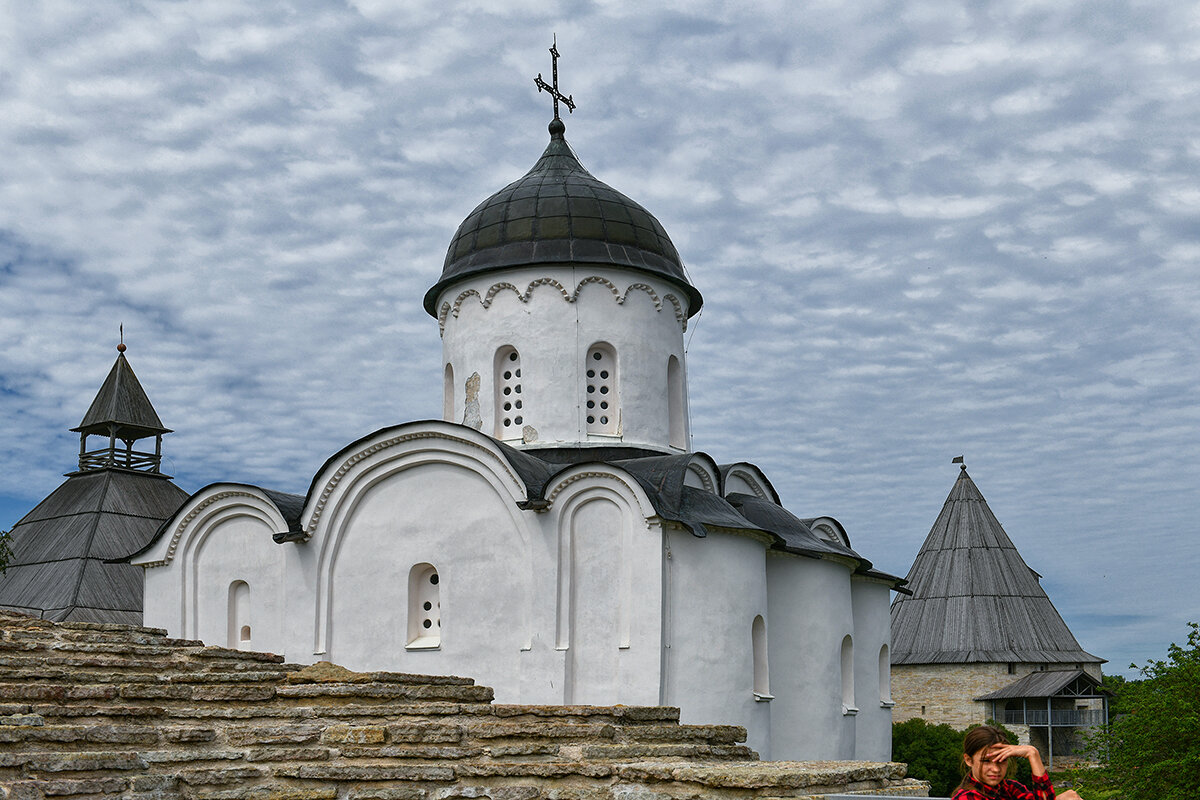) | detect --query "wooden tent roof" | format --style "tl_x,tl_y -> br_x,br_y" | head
72,352 -> 170,439
890,466 -> 1103,666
